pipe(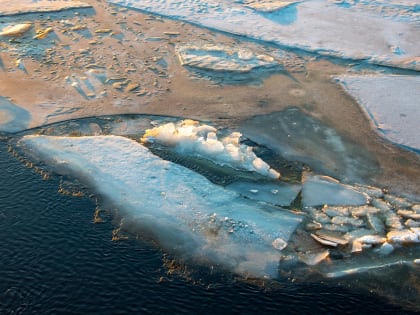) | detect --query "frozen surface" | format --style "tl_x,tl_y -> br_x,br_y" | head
0,0 -> 91,16
19,135 -> 302,278
226,181 -> 301,207
239,108 -> 378,183
302,174 -> 368,207
109,0 -> 420,70
0,96 -> 30,133
337,75 -> 420,153
141,120 -> 281,178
